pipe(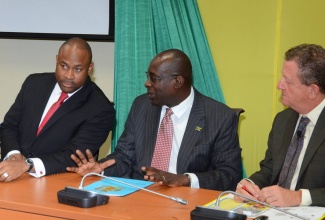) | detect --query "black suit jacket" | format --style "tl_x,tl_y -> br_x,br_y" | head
0,73 -> 115,175
250,107 -> 325,206
101,89 -> 242,190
